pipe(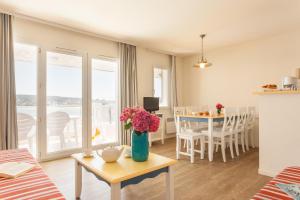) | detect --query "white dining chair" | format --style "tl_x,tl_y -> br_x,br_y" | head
17,113 -> 35,149
245,106 -> 256,150
203,107 -> 237,162
174,107 -> 187,124
174,107 -> 188,148
233,107 -> 248,156
175,106 -> 208,149
47,111 -> 70,150
175,115 -> 205,163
